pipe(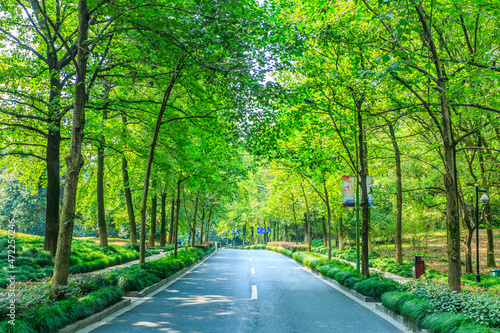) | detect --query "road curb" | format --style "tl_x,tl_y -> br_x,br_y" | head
375,303 -> 431,333
59,299 -> 132,333
59,248 -> 218,333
